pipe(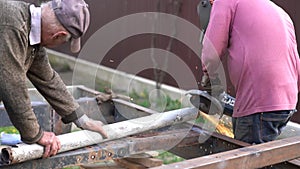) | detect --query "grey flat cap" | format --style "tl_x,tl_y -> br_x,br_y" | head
52,0 -> 90,53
